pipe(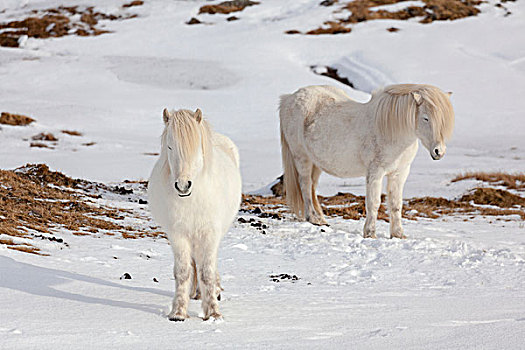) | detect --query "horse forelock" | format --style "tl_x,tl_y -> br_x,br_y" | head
162,109 -> 212,164
374,84 -> 454,142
